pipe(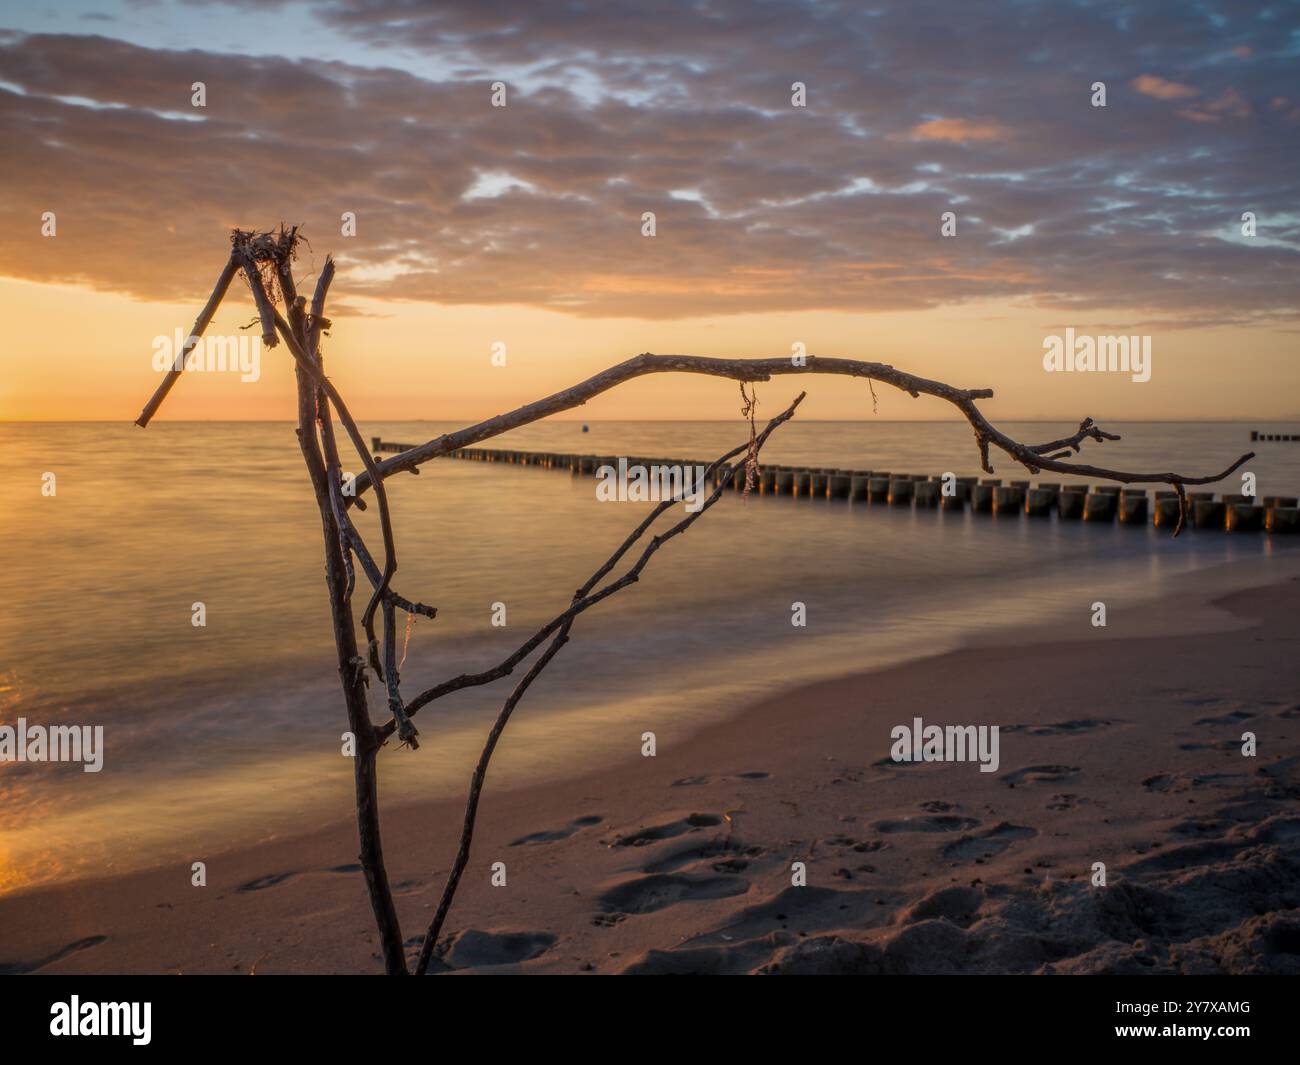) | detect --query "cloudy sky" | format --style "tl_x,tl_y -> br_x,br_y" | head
1,0 -> 1297,421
